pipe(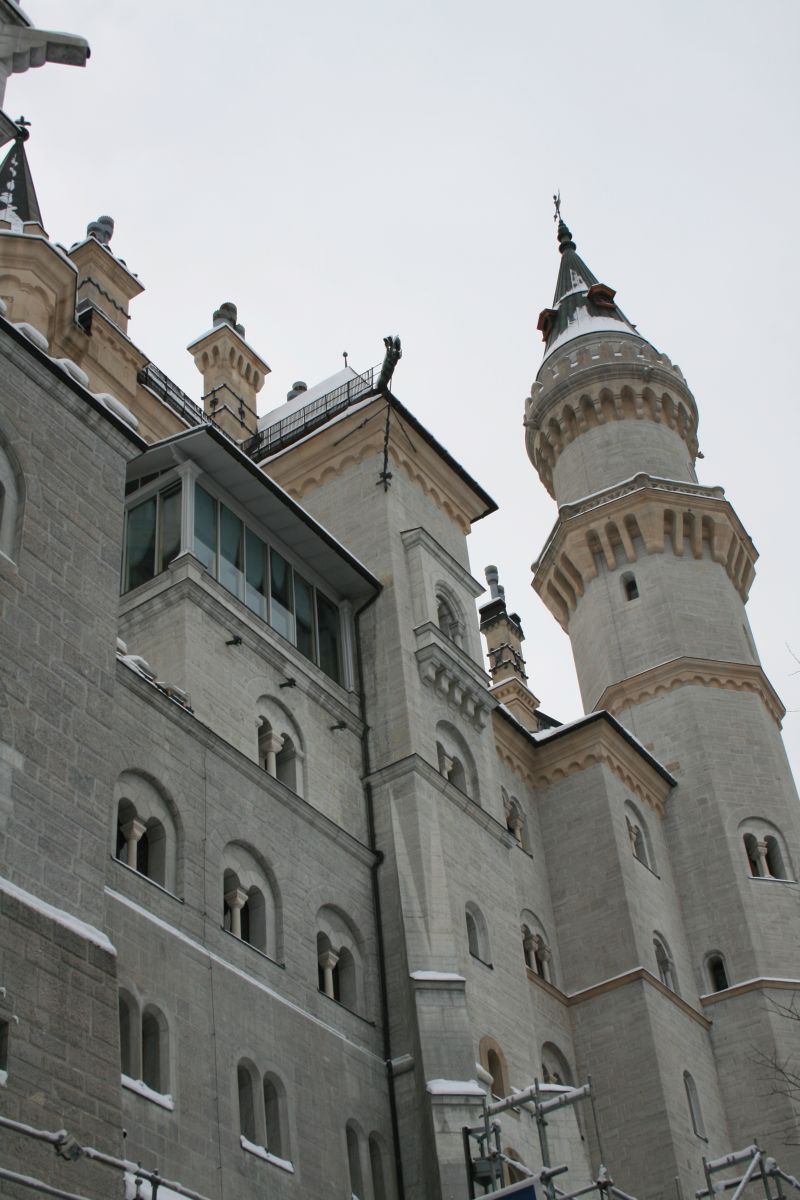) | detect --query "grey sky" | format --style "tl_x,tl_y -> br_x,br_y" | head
18,1 -> 800,779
